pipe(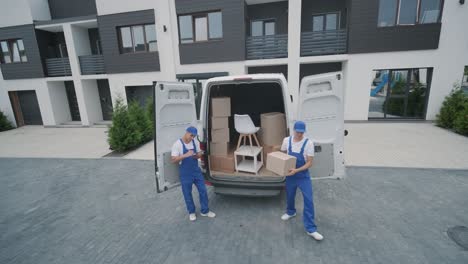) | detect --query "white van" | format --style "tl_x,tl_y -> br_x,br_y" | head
153,72 -> 345,196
